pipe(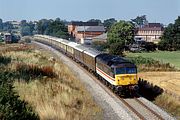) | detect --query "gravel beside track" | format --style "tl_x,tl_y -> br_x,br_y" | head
138,97 -> 176,120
